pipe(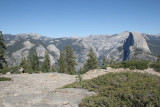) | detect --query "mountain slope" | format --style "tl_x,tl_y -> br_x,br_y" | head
4,31 -> 158,69
144,34 -> 160,56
